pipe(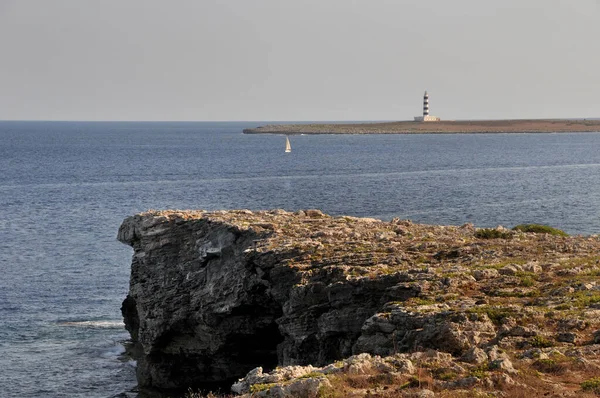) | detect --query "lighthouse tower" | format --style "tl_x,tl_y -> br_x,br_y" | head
414,90 -> 440,122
